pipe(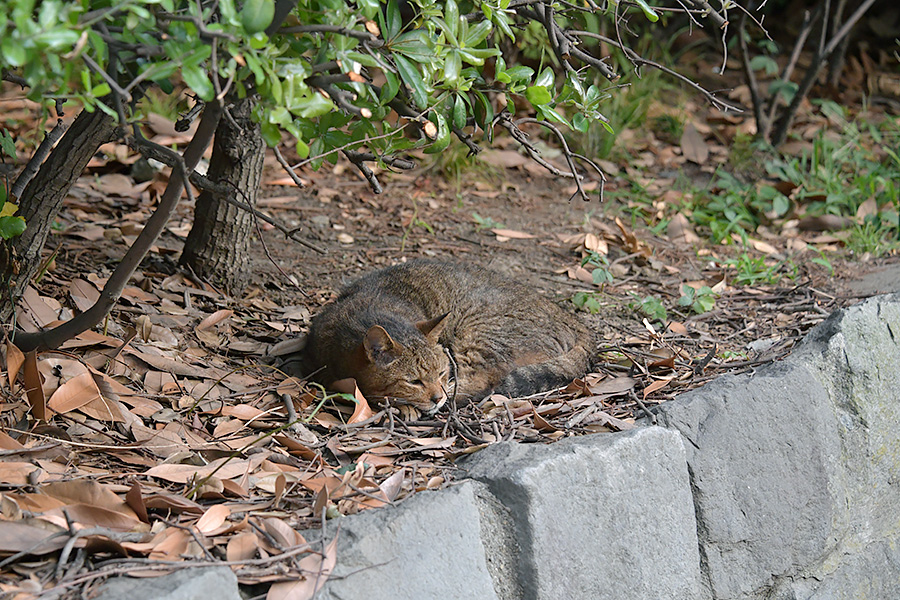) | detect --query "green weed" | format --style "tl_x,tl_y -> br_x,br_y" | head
628,294 -> 668,321
722,253 -> 790,286
472,212 -> 504,232
678,284 -> 715,314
